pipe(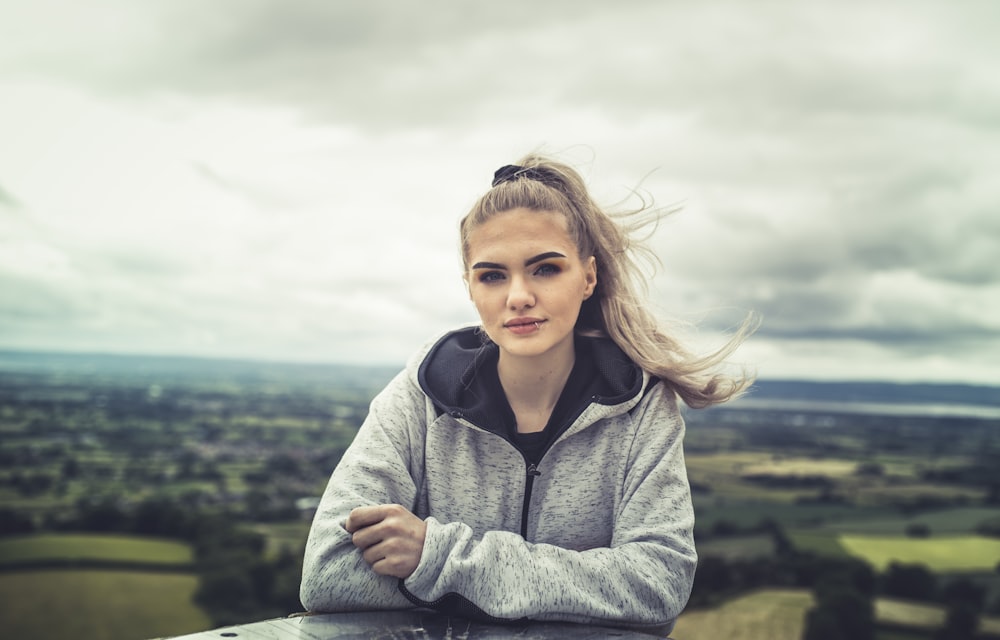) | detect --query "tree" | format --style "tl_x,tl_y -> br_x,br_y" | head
882,562 -> 937,601
757,518 -> 792,555
855,461 -> 884,477
689,556 -> 734,605
76,495 -> 128,532
132,495 -> 195,538
61,456 -> 81,480
0,508 -> 35,535
936,602 -> 980,640
194,567 -> 257,624
941,578 -> 986,611
803,577 -> 875,640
